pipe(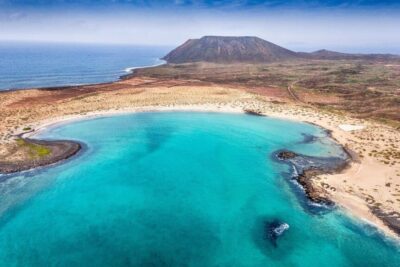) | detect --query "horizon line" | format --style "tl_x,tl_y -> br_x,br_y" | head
1,37 -> 399,56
